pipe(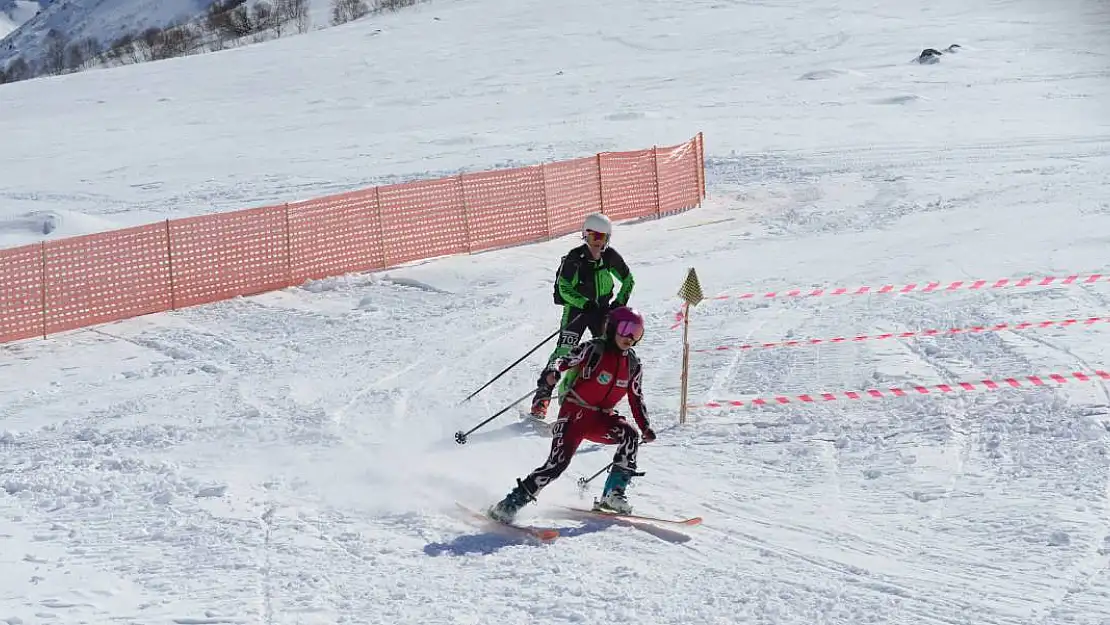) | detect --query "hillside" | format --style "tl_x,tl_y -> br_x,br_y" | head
0,0 -> 214,67
0,0 -> 42,38
0,0 -> 346,84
